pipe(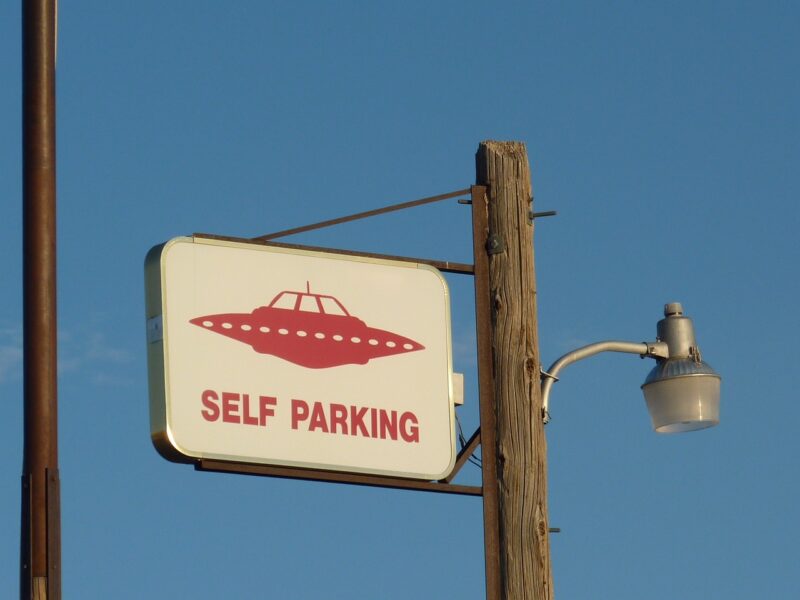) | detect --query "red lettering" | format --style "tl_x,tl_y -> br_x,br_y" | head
242,394 -> 258,425
291,399 -> 309,430
259,396 -> 277,426
350,405 -> 368,437
330,403 -> 348,434
222,392 -> 240,423
201,389 -> 219,422
399,412 -> 419,443
283,398 -> 419,444
203,392 -> 418,442
309,402 -> 329,433
379,410 -> 398,440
